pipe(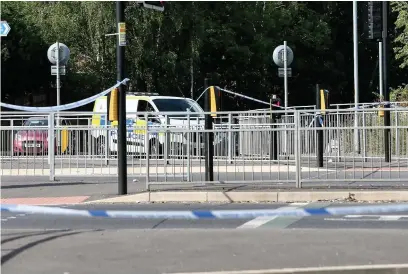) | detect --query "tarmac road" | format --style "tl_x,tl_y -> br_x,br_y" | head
1,203 -> 408,274
2,203 -> 408,230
